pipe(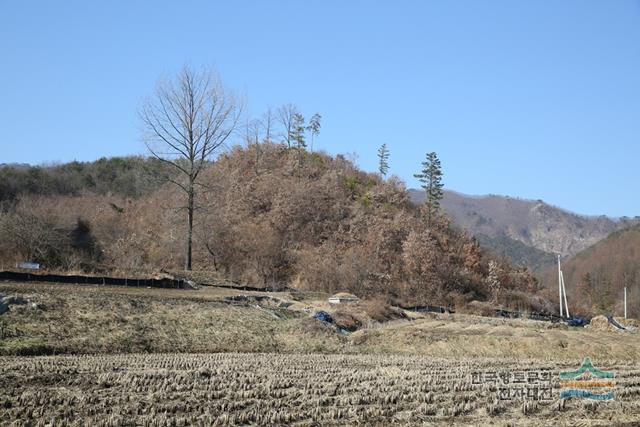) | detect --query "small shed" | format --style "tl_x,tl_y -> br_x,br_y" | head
328,292 -> 359,305
16,261 -> 40,270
